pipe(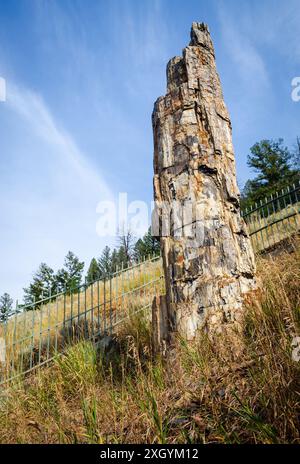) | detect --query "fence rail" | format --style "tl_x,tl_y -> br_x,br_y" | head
0,254 -> 164,386
242,180 -> 300,253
